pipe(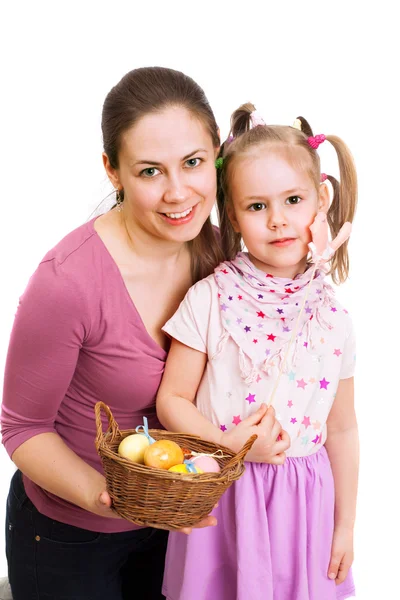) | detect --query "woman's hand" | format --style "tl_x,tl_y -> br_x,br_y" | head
180,512 -> 218,534
221,404 -> 290,464
92,490 -> 123,519
96,490 -> 218,533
